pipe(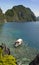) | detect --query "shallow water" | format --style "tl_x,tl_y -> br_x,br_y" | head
0,22 -> 39,65
0,22 -> 39,49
